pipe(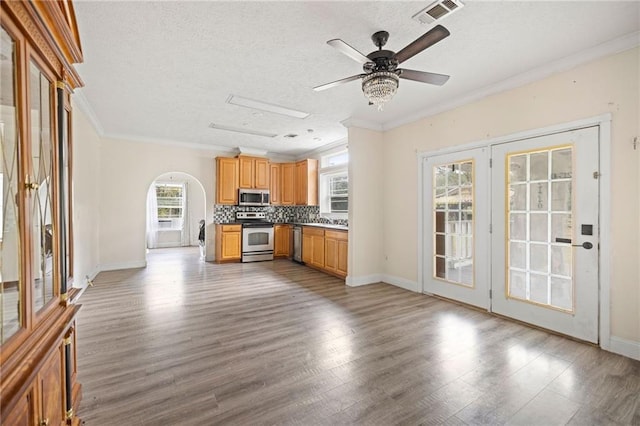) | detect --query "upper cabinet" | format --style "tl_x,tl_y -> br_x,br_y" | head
280,163 -> 296,205
1,0 -> 83,423
270,163 -> 281,204
217,156 -> 316,206
239,156 -> 269,189
216,157 -> 239,205
295,159 -> 318,206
